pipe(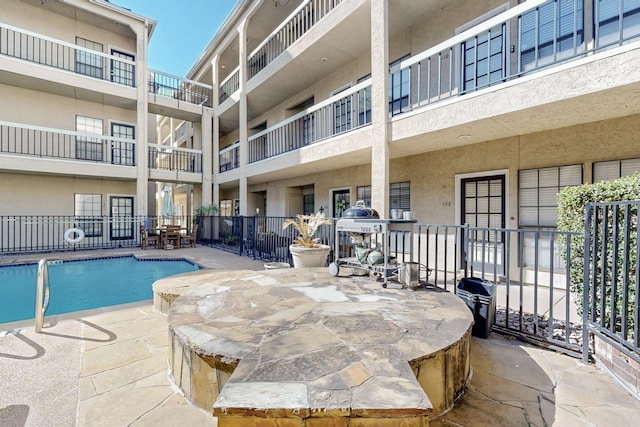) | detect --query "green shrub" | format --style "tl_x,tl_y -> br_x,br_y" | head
557,173 -> 639,337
